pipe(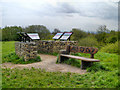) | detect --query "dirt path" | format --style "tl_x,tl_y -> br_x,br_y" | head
2,54 -> 86,74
